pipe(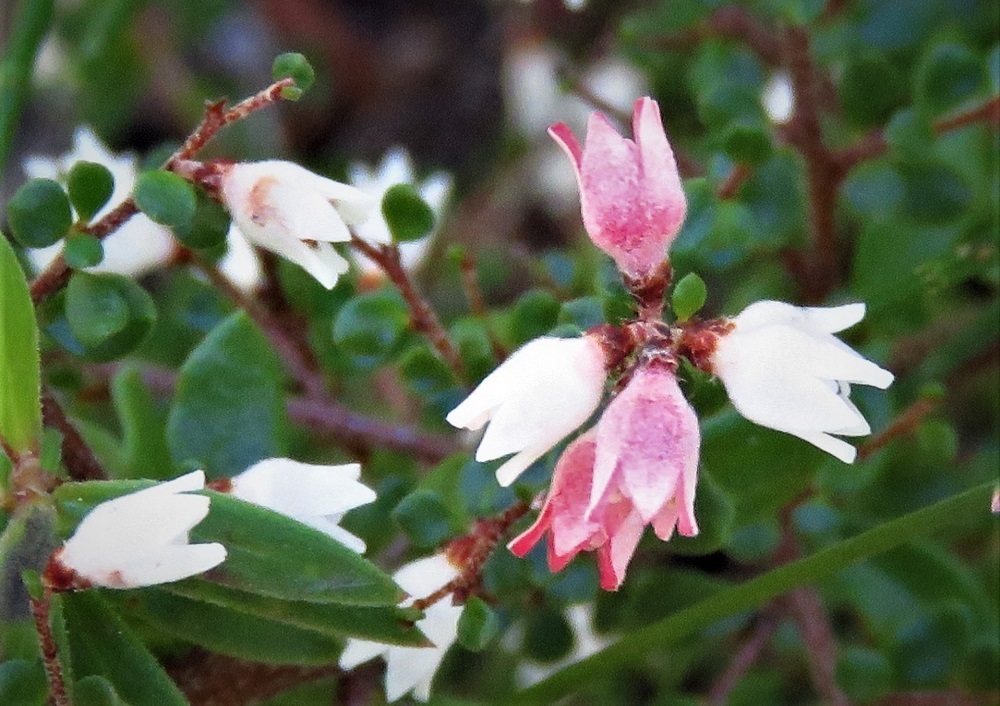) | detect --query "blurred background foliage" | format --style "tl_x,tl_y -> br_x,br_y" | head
1,0 -> 998,704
